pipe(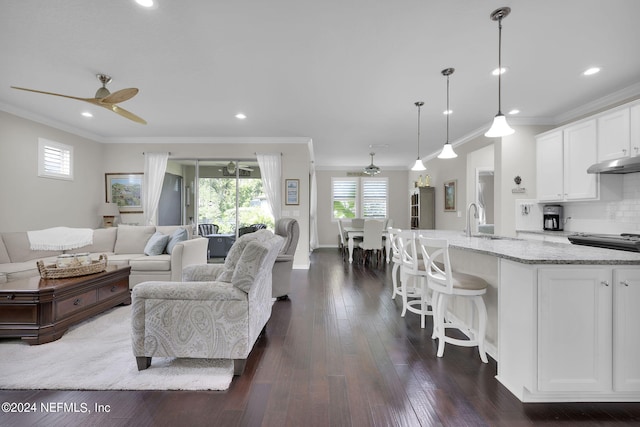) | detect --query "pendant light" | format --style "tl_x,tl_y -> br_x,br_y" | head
485,6 -> 515,138
363,152 -> 381,176
411,101 -> 426,171
438,68 -> 458,159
